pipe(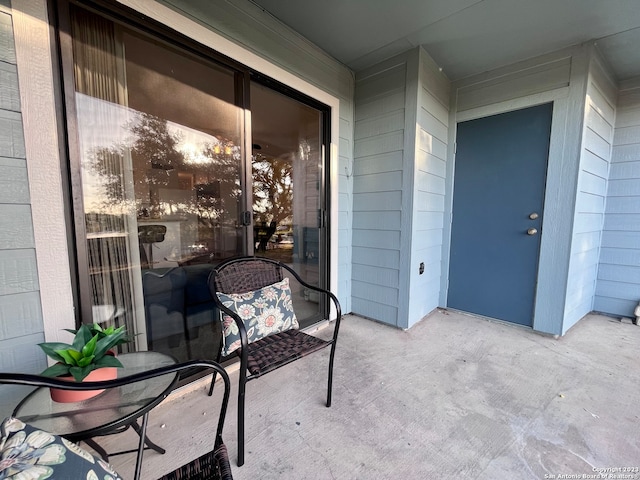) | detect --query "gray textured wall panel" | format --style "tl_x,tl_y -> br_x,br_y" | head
0,291 -> 42,339
0,333 -> 46,374
0,249 -> 38,295
0,110 -> 25,158
0,162 -> 29,203
0,204 -> 34,248
0,61 -> 19,111
0,12 -> 15,64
